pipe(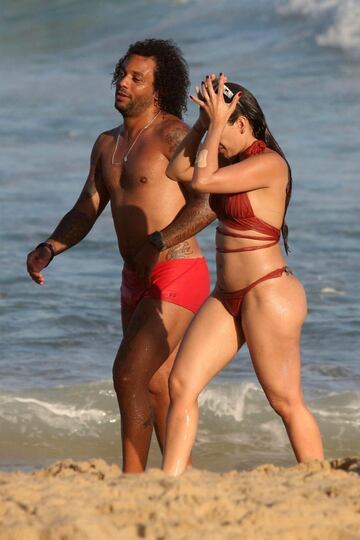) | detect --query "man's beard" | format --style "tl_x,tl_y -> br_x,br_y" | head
114,94 -> 154,117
